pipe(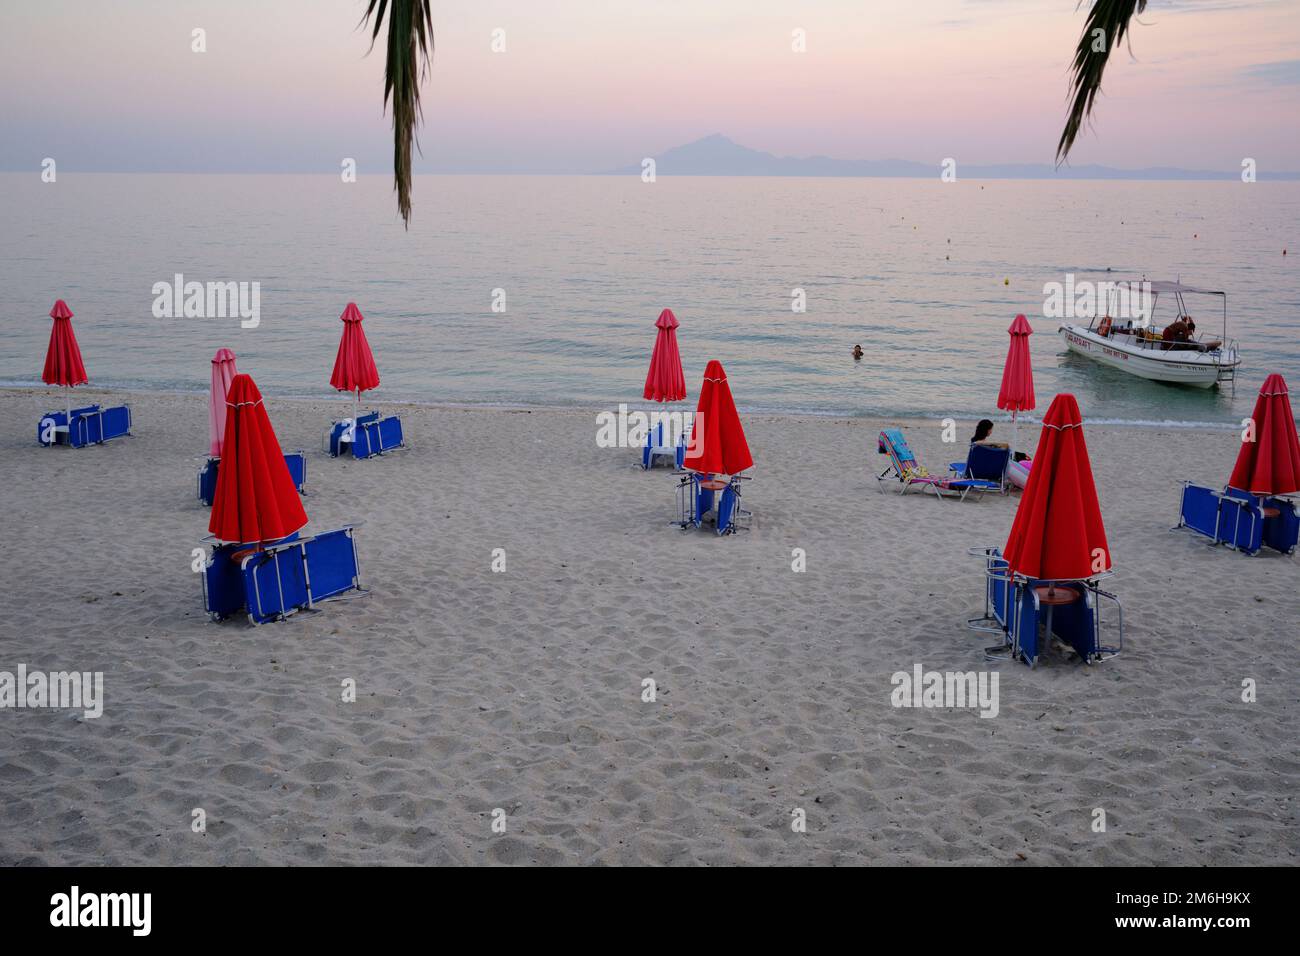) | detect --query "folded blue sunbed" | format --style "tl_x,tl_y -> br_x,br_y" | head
38,404 -> 132,447
202,526 -> 363,625
198,452 -> 307,506
968,546 -> 1122,667
676,473 -> 751,535
643,420 -> 686,470
328,411 -> 405,459
1175,482 -> 1299,555
714,483 -> 749,535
